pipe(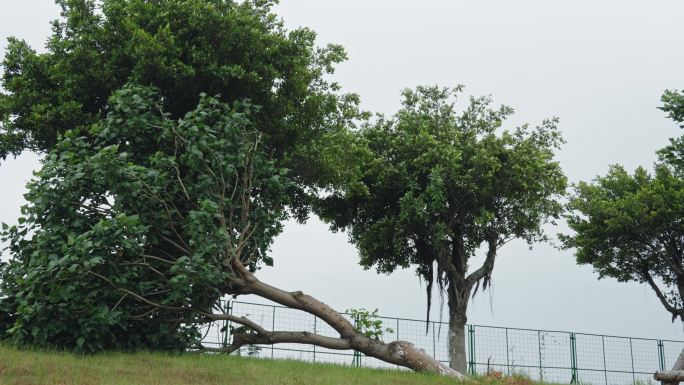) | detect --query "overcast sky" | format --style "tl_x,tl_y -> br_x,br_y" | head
1,0 -> 684,341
